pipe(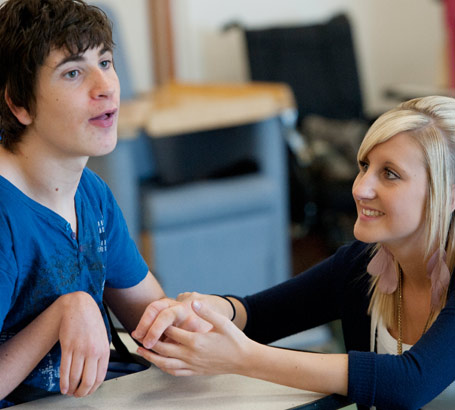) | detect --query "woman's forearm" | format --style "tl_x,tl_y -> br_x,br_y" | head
240,341 -> 348,396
